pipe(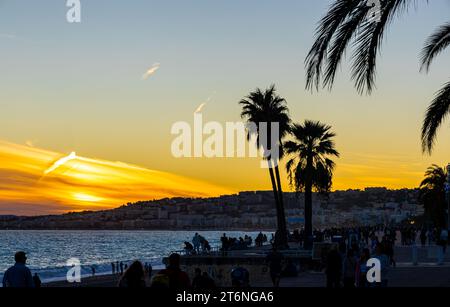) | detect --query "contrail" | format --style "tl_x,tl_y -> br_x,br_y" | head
44,152 -> 77,175
195,103 -> 207,114
194,92 -> 216,114
142,63 -> 160,80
